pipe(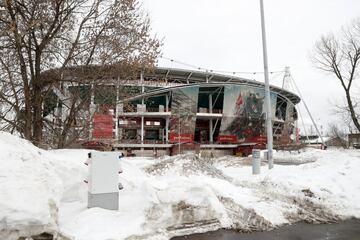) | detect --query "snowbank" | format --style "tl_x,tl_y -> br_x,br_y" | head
273,148 -> 321,164
1,132 -> 360,240
0,132 -> 88,240
59,149 -> 360,239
